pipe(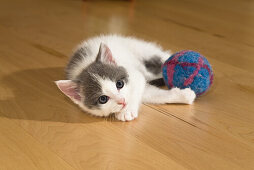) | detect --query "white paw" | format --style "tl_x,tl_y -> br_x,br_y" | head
180,88 -> 196,104
115,110 -> 138,122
